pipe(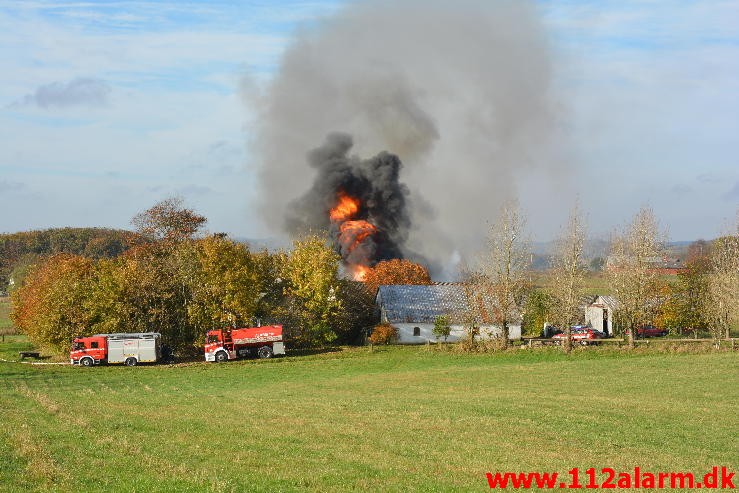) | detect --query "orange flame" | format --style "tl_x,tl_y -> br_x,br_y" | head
350,265 -> 371,281
329,191 -> 360,222
328,190 -> 375,281
339,220 -> 377,253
